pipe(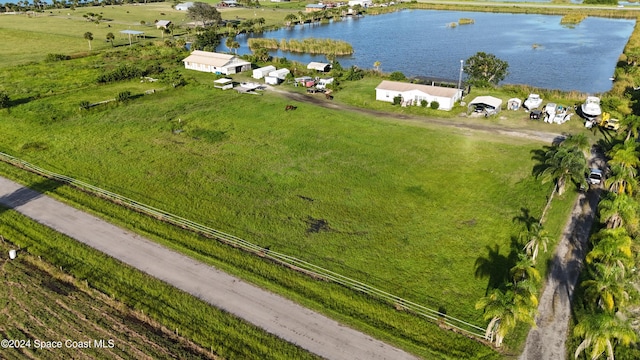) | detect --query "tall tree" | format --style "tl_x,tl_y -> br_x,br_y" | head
608,139 -> 640,180
537,145 -> 588,195
475,288 -> 518,347
586,229 -> 633,267
573,313 -> 637,360
605,164 -> 638,196
84,31 -> 93,50
464,52 -> 509,86
106,32 -> 115,47
620,114 -> 640,141
521,222 -> 550,262
598,192 -> 638,232
187,2 -> 221,28
582,263 -> 633,313
560,133 -> 591,156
